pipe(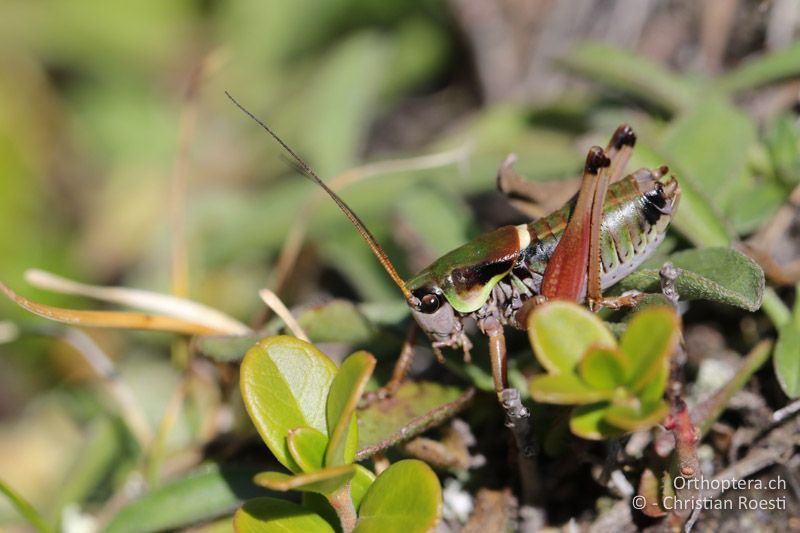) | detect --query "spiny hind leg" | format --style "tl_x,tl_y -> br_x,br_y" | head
586,125 -> 637,309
